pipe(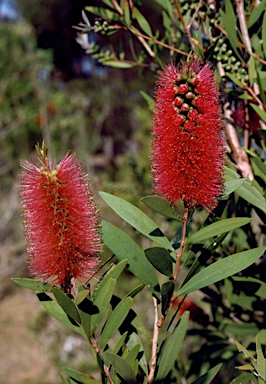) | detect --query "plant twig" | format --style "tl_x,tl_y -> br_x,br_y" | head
173,207 -> 189,282
90,336 -> 115,384
173,0 -> 195,52
217,62 -> 254,179
223,100 -> 254,180
187,0 -> 203,30
147,296 -> 159,384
